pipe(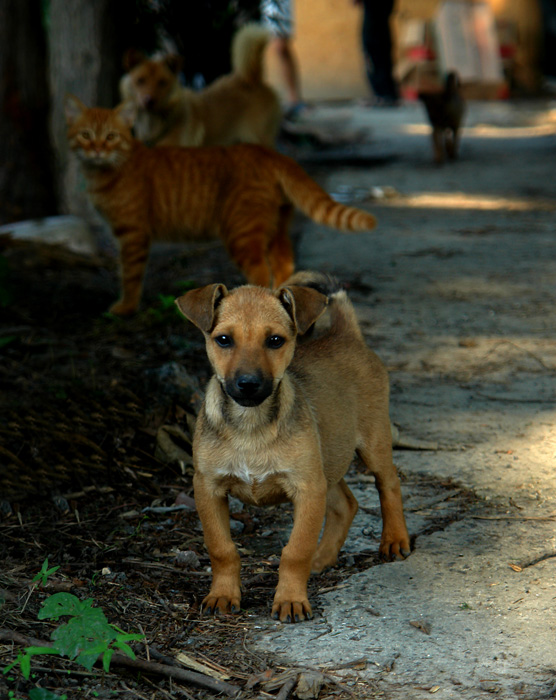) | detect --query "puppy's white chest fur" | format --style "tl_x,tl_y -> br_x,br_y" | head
216,457 -> 285,485
217,459 -> 254,484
